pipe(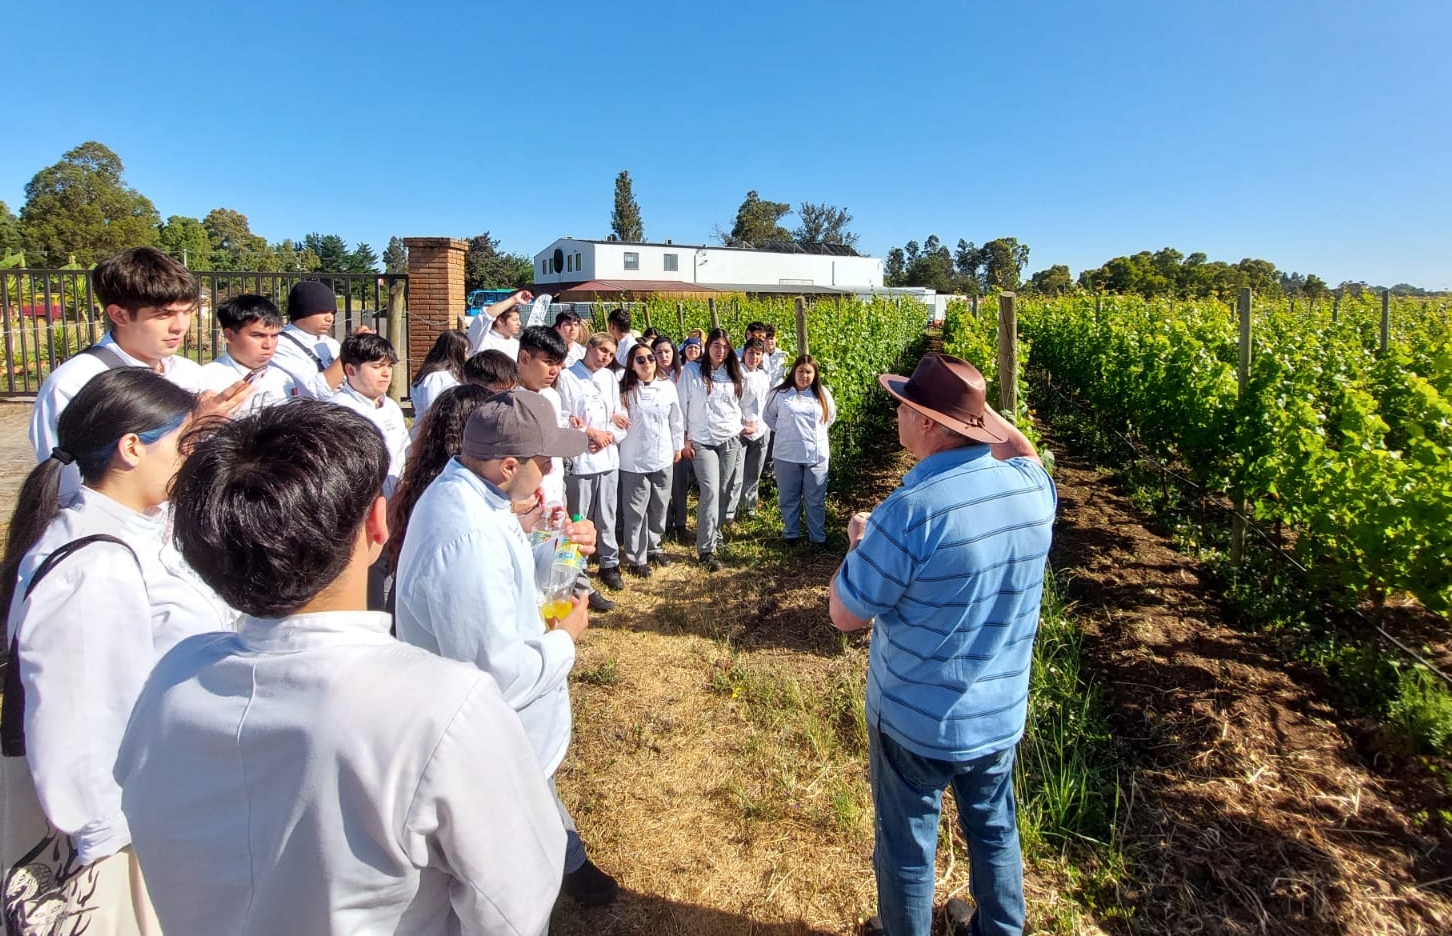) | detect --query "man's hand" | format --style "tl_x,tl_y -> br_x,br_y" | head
563,516 -> 597,556
611,412 -> 631,430
353,325 -> 376,336
513,289 -> 534,305
741,420 -> 757,437
682,440 -> 695,461
585,427 -> 613,452
847,510 -> 872,551
196,380 -> 255,423
551,591 -> 589,641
